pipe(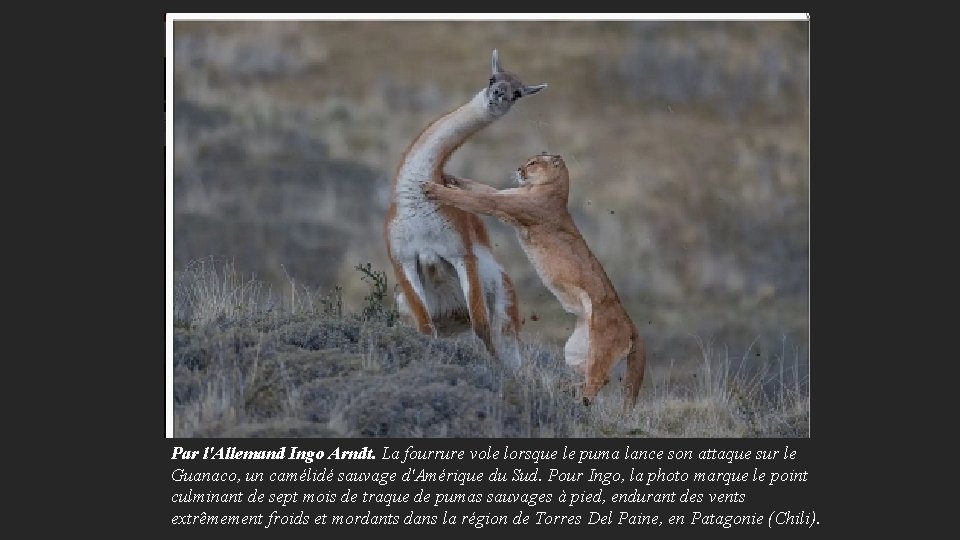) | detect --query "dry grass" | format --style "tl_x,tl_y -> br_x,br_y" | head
172,261 -> 807,438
